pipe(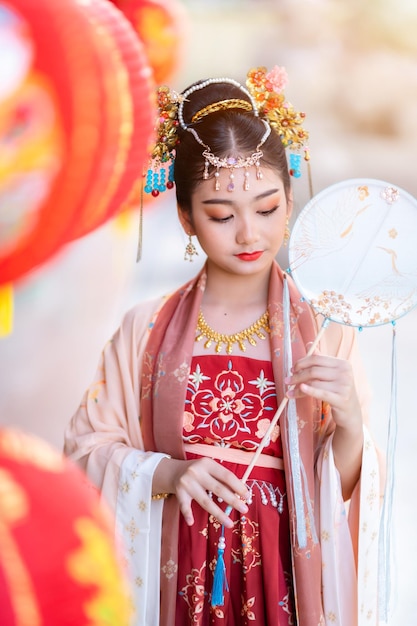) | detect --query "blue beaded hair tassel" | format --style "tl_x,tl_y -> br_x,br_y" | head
289,152 -> 302,178
144,156 -> 175,197
289,149 -> 314,198
139,156 -> 175,261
